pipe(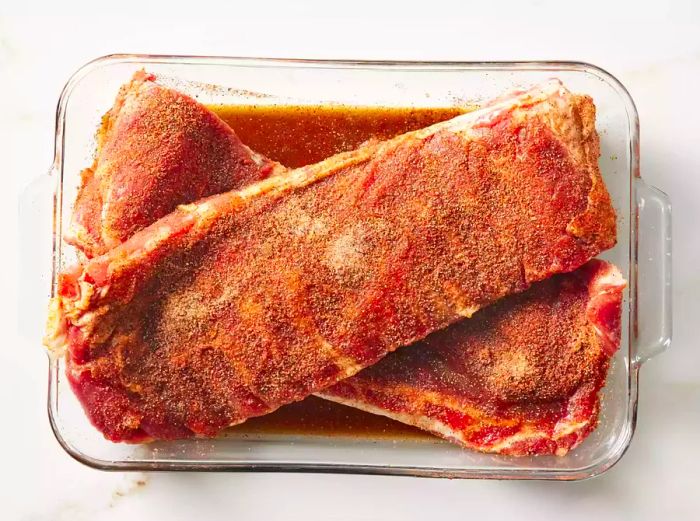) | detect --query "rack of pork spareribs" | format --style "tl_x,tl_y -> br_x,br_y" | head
45,72 -> 624,456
